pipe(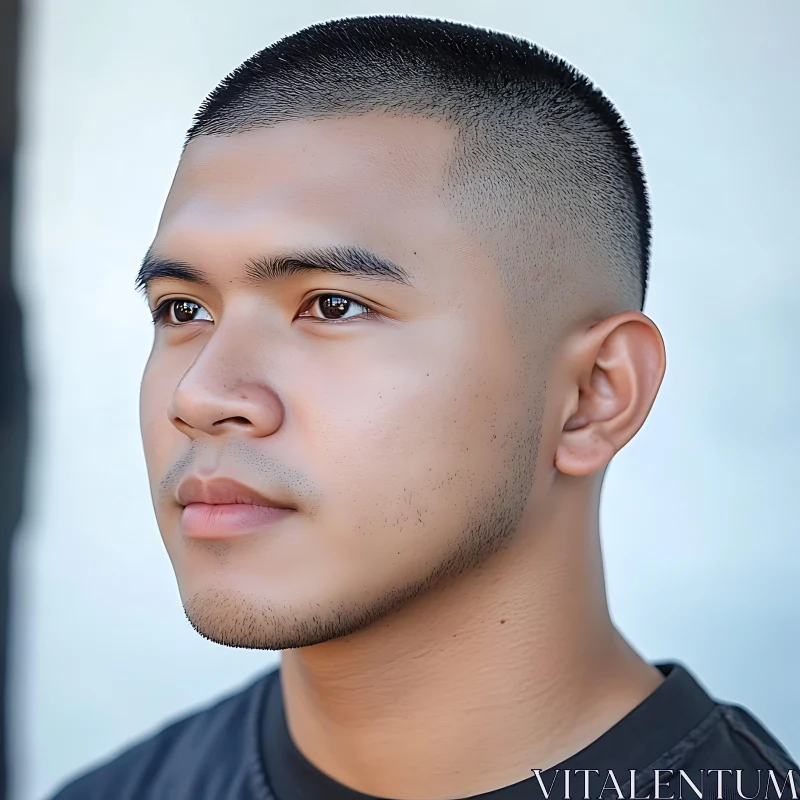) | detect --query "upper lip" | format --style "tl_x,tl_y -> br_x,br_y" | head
177,476 -> 295,509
